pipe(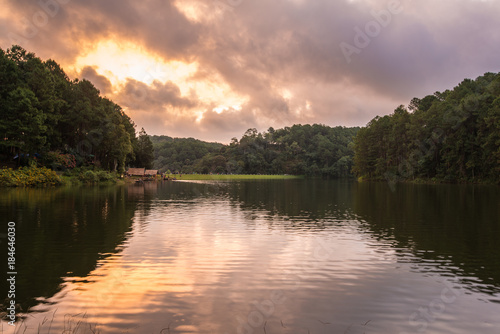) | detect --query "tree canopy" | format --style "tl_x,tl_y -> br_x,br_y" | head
152,124 -> 359,177
0,45 -> 153,172
353,72 -> 500,184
